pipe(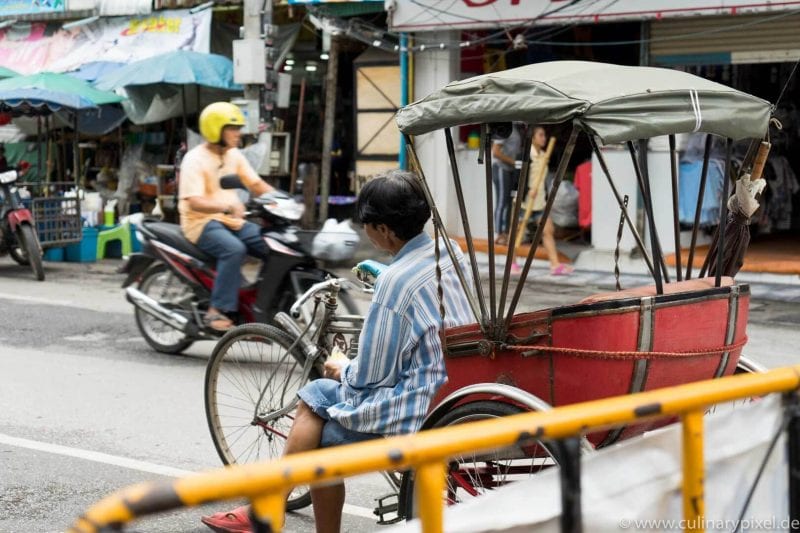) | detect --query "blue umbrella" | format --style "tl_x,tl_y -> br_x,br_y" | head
95,50 -> 241,91
67,61 -> 126,84
0,88 -> 99,113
